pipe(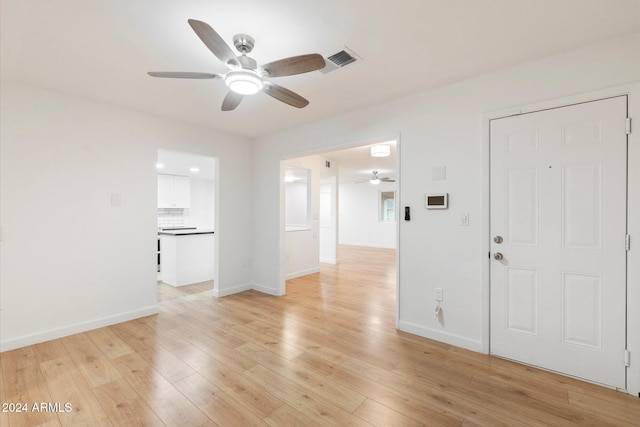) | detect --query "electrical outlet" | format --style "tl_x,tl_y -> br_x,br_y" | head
435,288 -> 443,302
